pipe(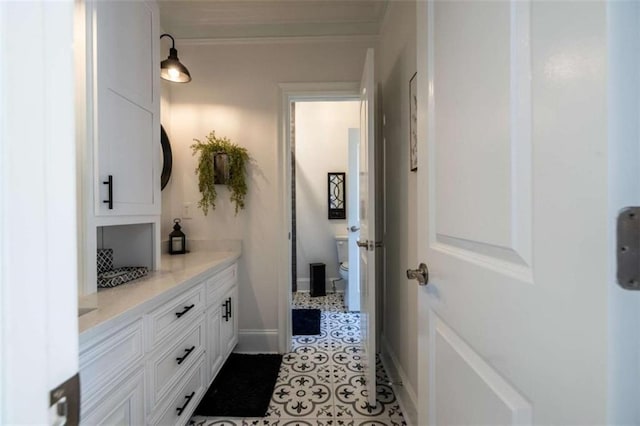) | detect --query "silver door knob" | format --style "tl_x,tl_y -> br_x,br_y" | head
356,240 -> 368,248
407,263 -> 429,286
349,226 -> 360,232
